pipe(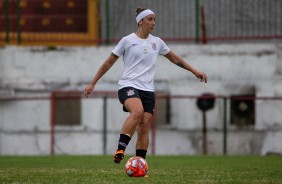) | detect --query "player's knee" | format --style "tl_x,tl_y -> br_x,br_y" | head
130,109 -> 144,121
138,120 -> 150,132
140,114 -> 152,128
